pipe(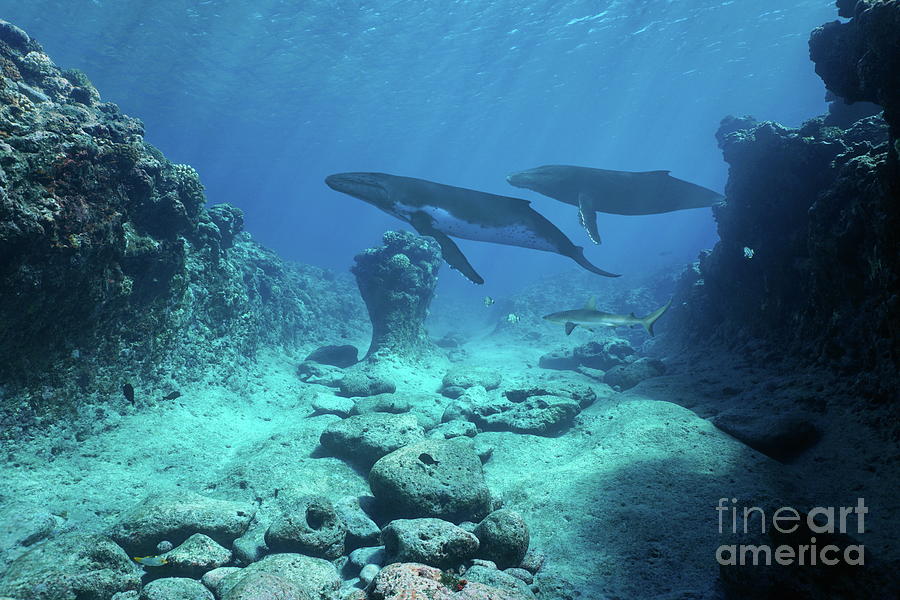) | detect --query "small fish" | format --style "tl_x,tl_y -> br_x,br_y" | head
162,391 -> 182,401
743,246 -> 755,259
483,296 -> 495,307
133,555 -> 168,567
506,313 -> 520,324
122,383 -> 135,404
